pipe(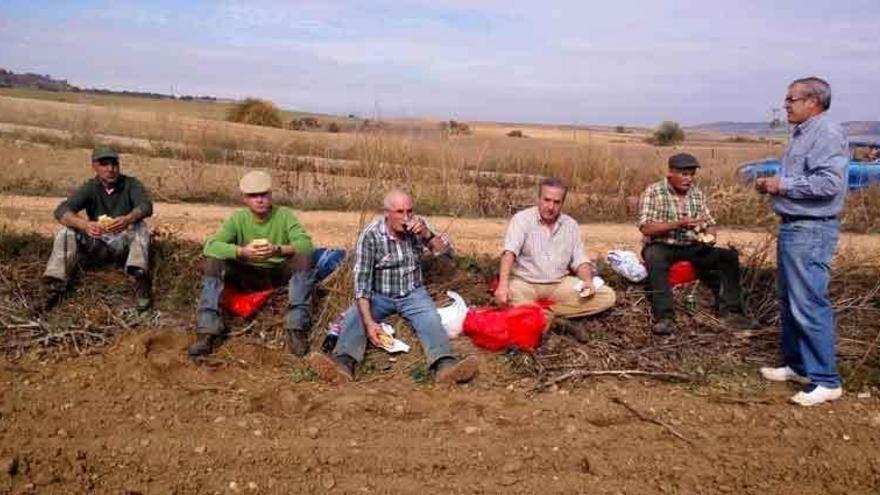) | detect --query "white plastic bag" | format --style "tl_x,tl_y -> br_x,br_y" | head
606,250 -> 647,283
436,291 -> 468,338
